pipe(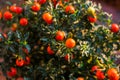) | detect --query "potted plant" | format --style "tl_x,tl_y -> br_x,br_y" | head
0,0 -> 119,80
